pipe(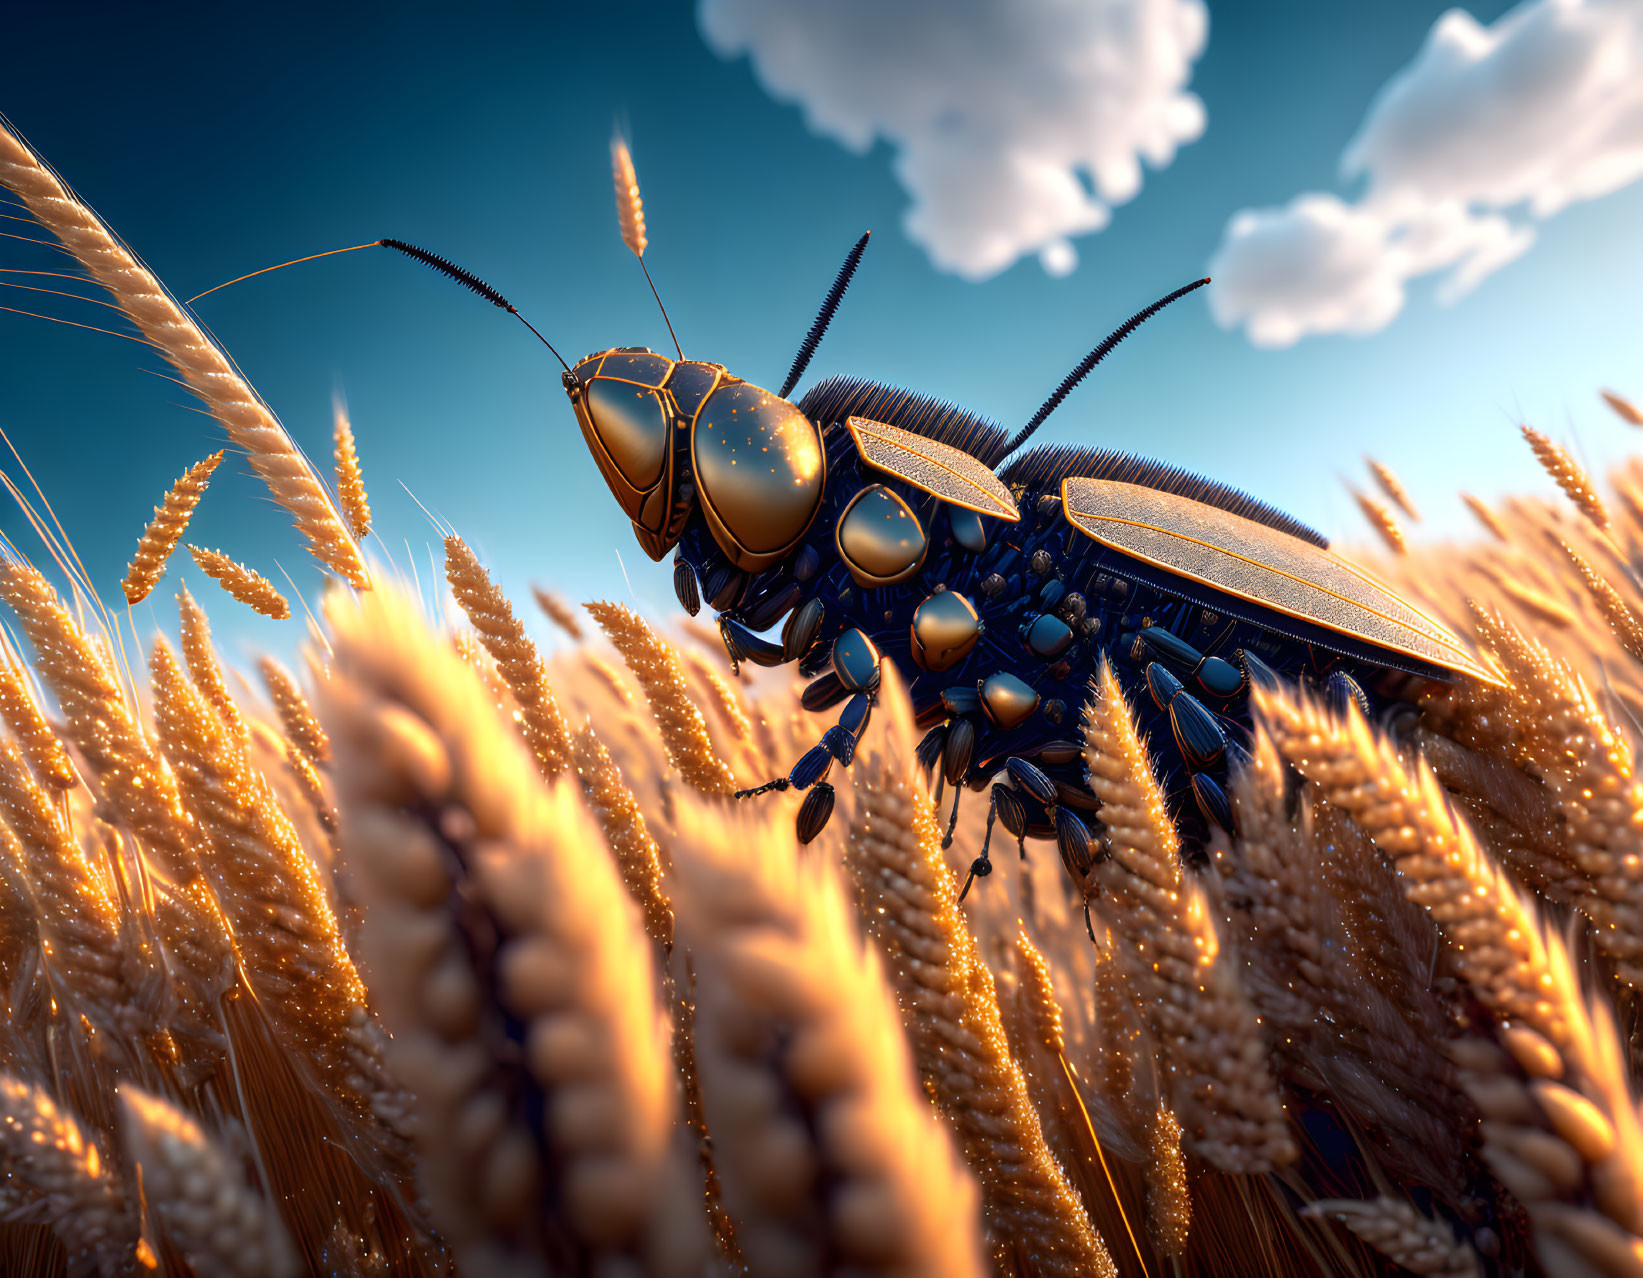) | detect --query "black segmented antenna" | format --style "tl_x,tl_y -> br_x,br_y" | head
778,231 -> 870,400
379,239 -> 569,370
997,277 -> 1209,465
